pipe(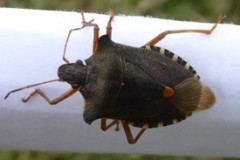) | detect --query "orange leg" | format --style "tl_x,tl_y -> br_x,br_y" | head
101,119 -> 146,144
121,121 -> 146,144
80,10 -> 115,54
22,88 -> 79,105
63,10 -> 114,57
101,118 -> 120,131
62,19 -> 94,64
145,15 -> 225,46
81,12 -> 99,54
62,11 -> 98,63
106,10 -> 115,39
